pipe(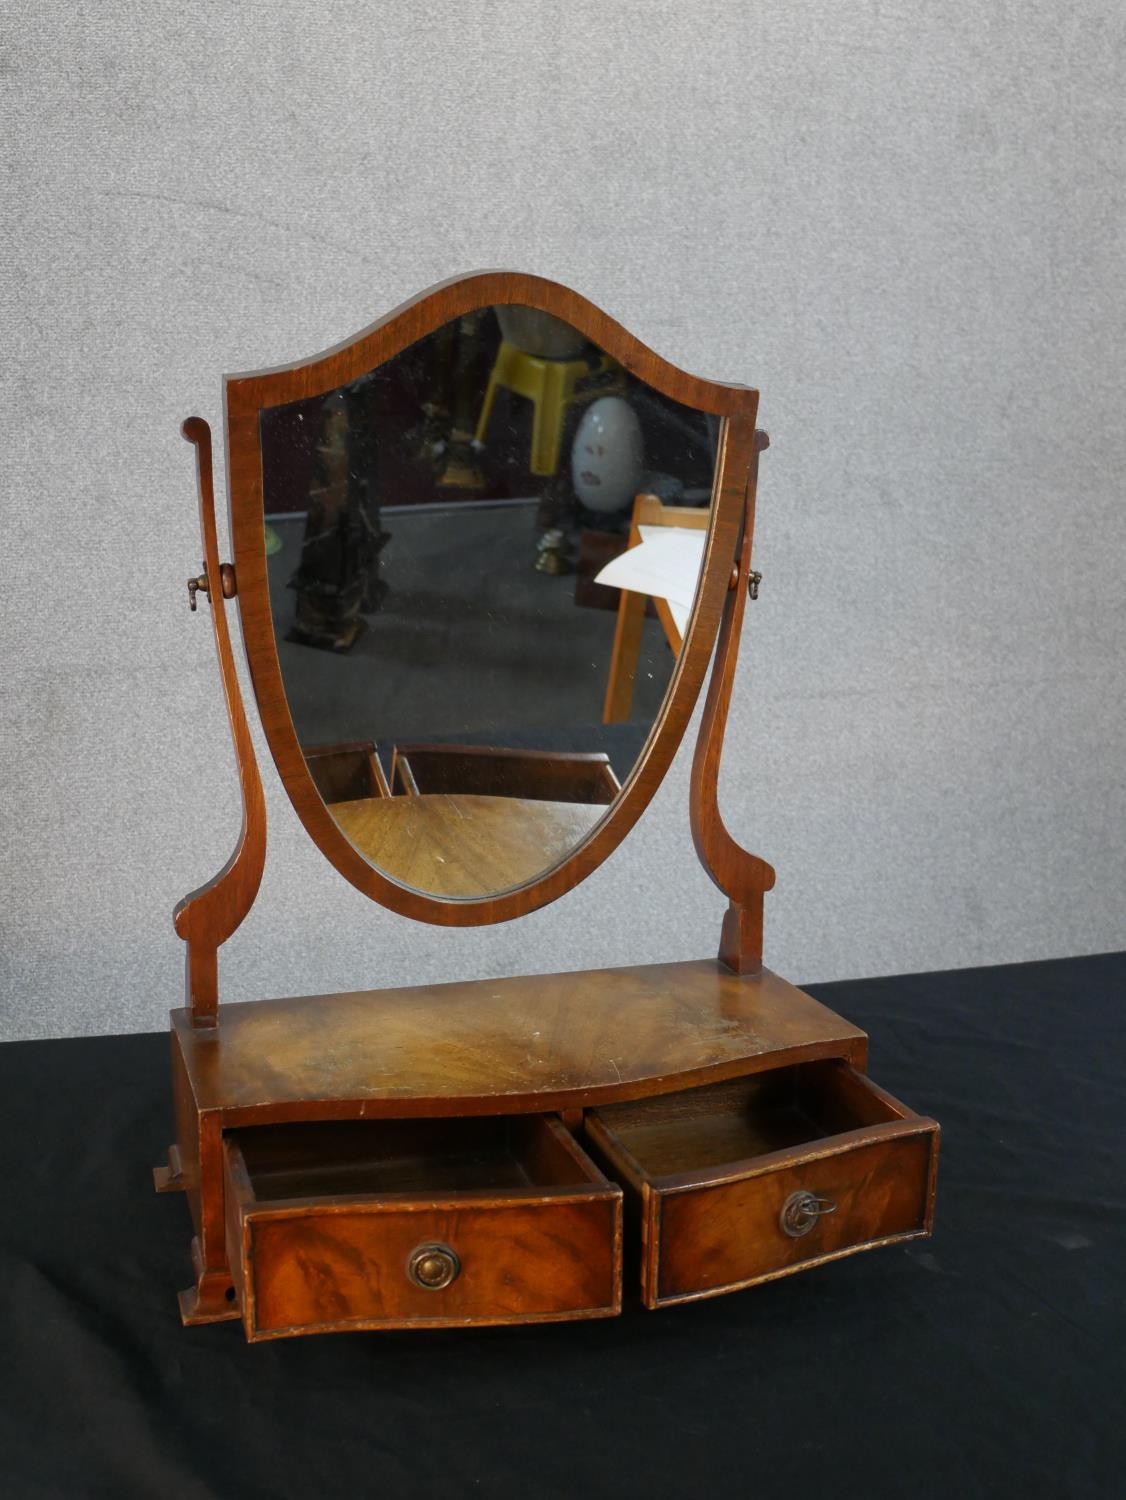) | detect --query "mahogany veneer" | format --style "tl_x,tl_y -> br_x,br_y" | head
224,1116 -> 622,1340
172,961 -> 866,1122
586,1063 -> 938,1307
162,271 -> 938,1339
158,960 -> 877,1333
